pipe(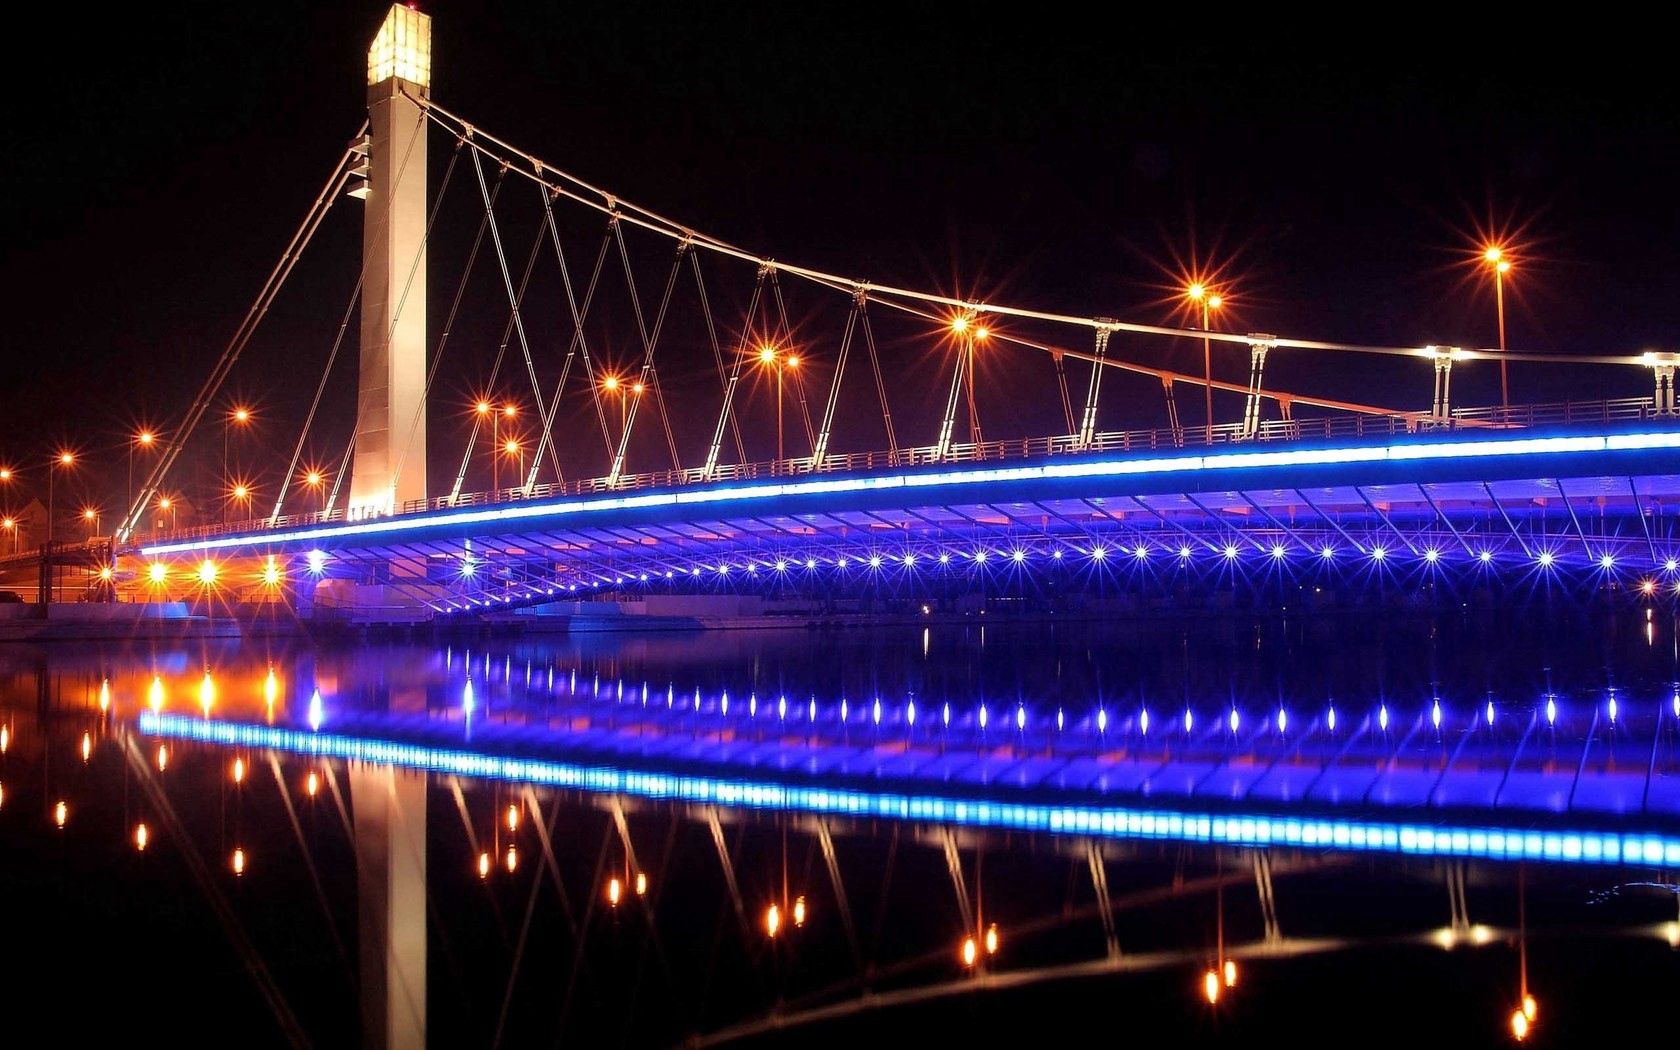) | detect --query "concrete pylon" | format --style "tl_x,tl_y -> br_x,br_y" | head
350,5 -> 430,517
351,761 -> 428,1050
